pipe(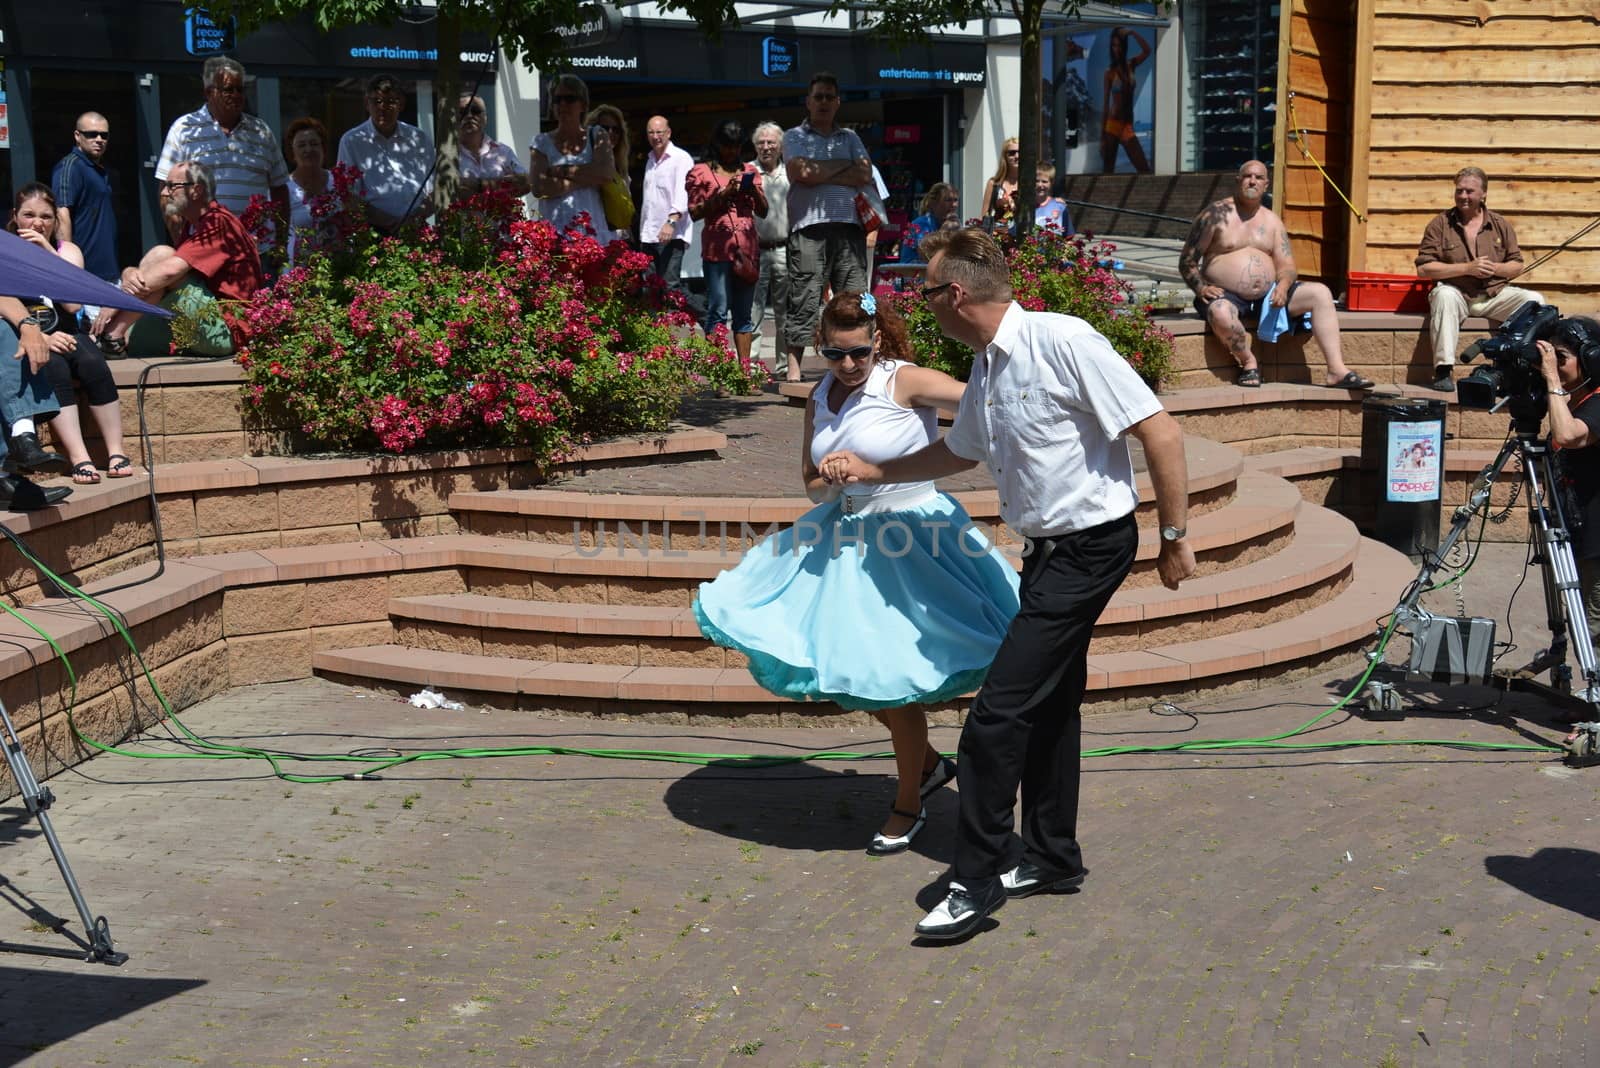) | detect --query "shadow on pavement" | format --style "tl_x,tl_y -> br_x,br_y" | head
662,762 -> 960,861
1483,847 -> 1600,922
0,965 -> 204,1067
